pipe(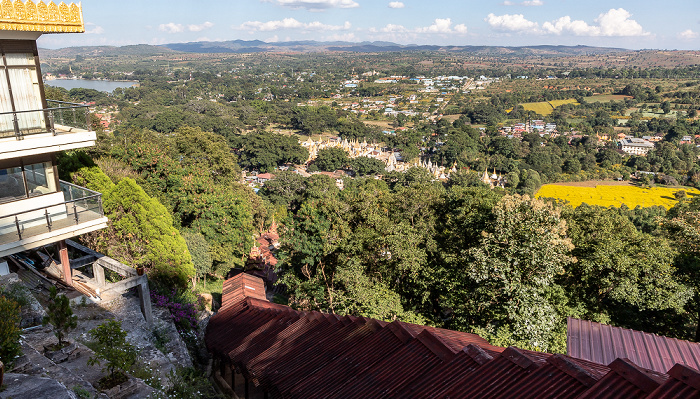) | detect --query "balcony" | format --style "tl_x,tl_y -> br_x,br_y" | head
0,100 -> 97,160
0,180 -> 108,258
